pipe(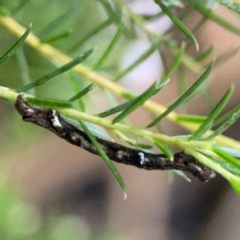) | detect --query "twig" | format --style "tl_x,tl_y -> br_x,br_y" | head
15,94 -> 215,181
